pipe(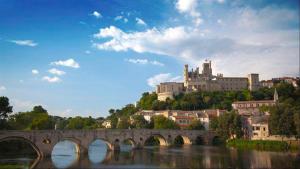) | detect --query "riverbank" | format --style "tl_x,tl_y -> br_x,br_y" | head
227,139 -> 300,151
